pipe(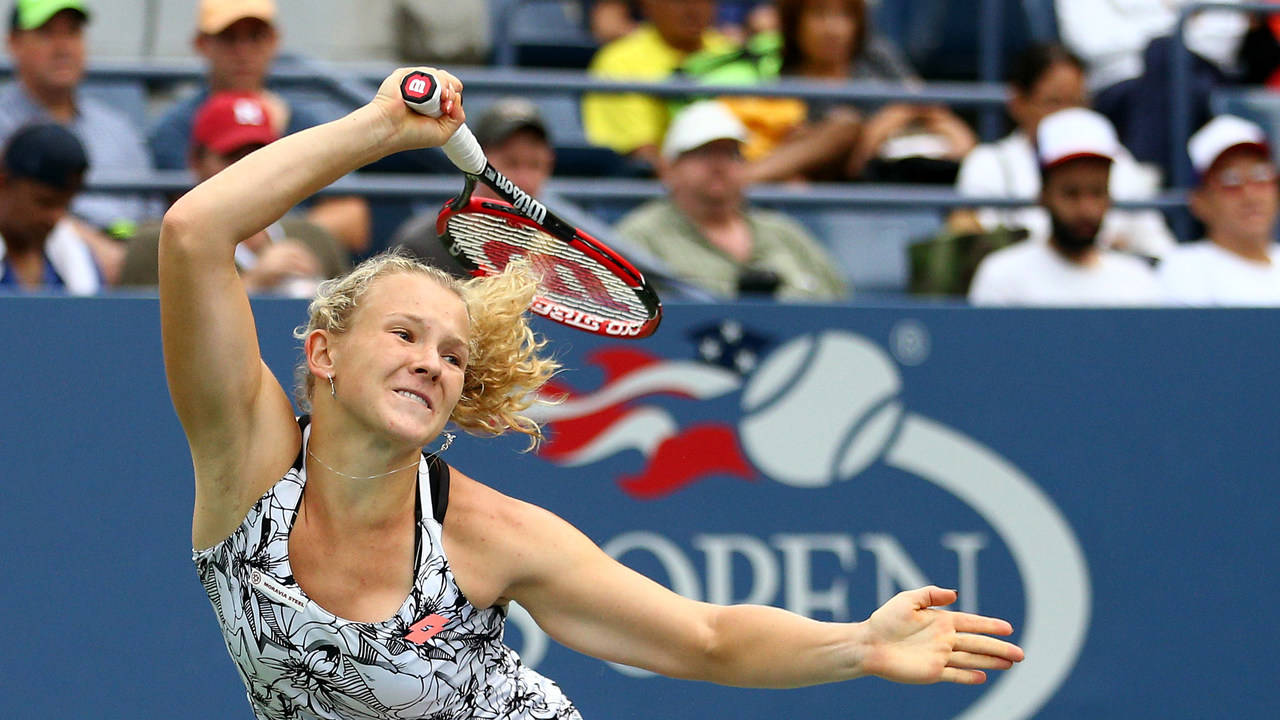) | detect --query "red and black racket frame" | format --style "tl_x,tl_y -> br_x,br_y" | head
435,172 -> 663,338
